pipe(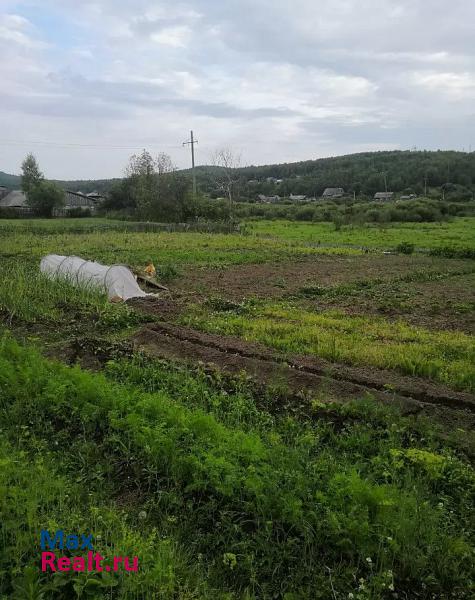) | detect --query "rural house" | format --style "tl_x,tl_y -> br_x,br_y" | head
257,194 -> 281,203
54,190 -> 103,216
289,194 -> 307,202
322,187 -> 345,198
0,190 -> 32,215
374,192 -> 394,201
0,188 -> 104,216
